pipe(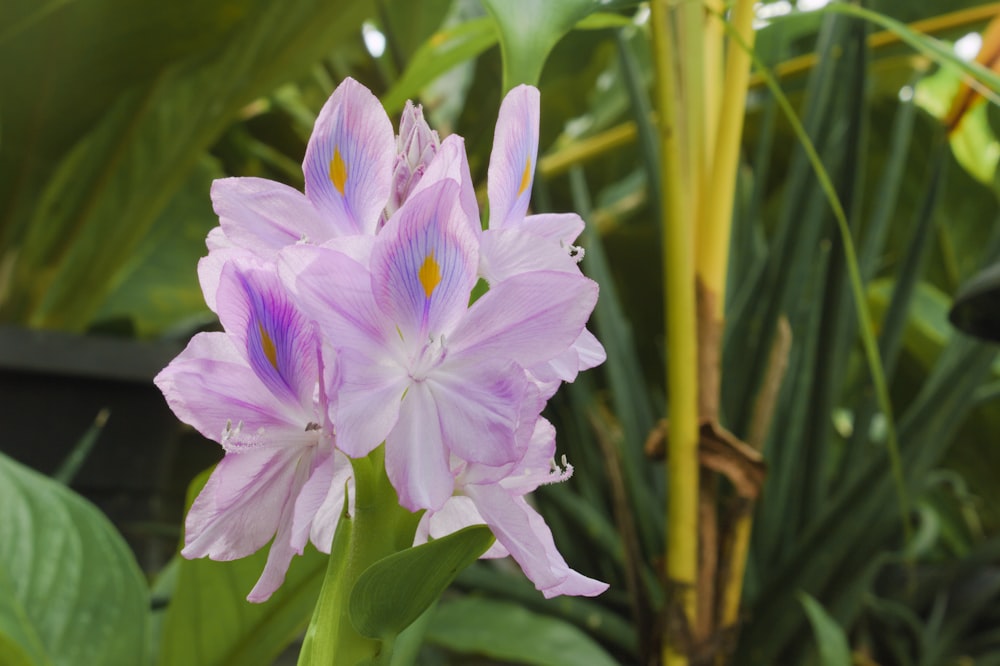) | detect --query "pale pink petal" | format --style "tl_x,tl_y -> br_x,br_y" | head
303,78 -> 394,235
386,101 -> 441,218
467,485 -> 608,598
279,245 -> 387,354
206,226 -> 234,252
425,358 -> 526,467
411,135 -> 481,236
414,495 -> 508,558
478,228 -> 580,284
372,180 -> 478,340
198,247 -> 253,313
487,85 -> 539,229
386,381 -> 454,511
573,328 -> 606,371
517,212 -> 585,245
290,448 -> 352,554
335,348 -> 408,458
320,233 -> 376,267
450,271 -> 598,367
211,177 -> 329,253
530,327 -> 606,390
182,444 -> 311,562
154,333 -> 301,445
